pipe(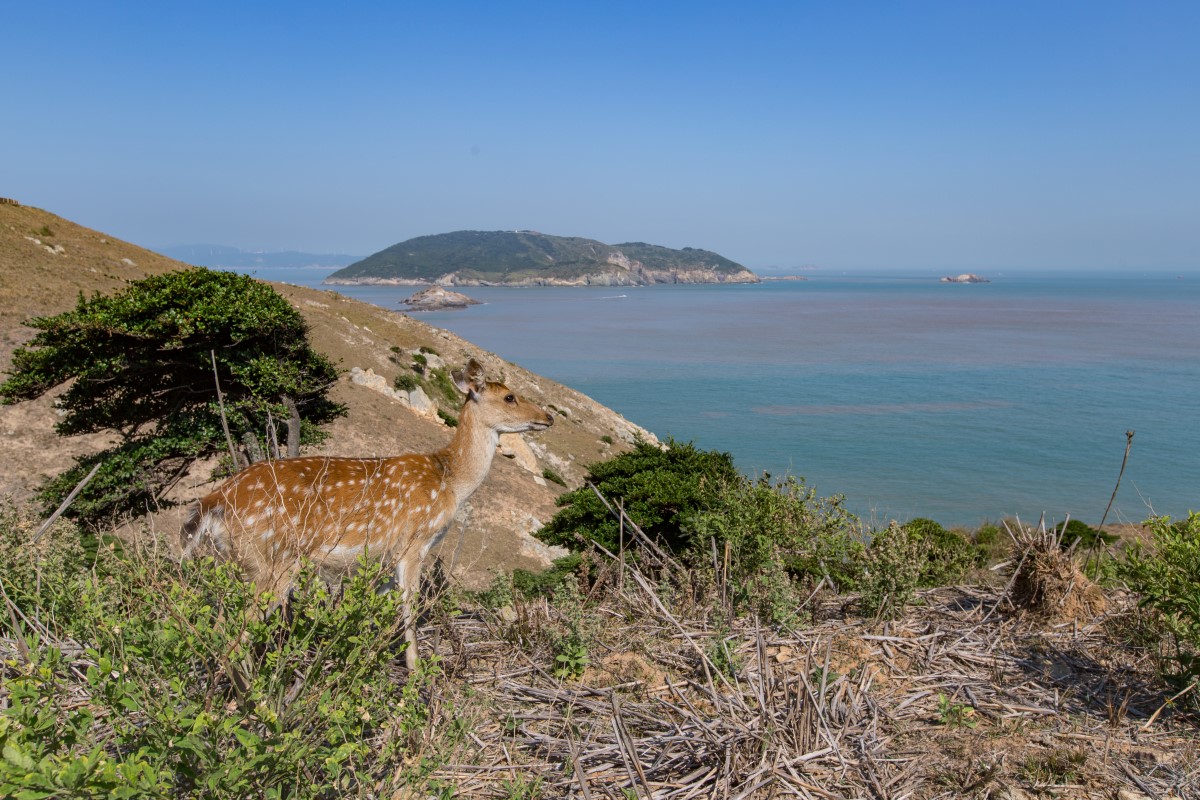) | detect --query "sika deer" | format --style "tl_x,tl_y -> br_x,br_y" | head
180,358 -> 553,669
